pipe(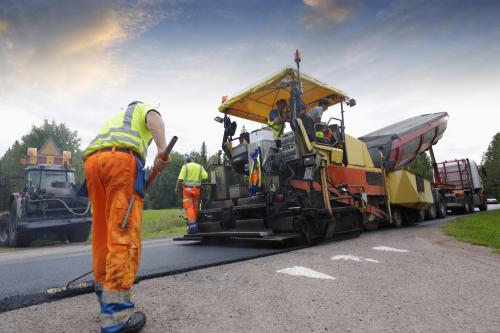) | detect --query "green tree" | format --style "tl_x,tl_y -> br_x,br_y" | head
144,151 -> 185,209
200,141 -> 208,169
0,120 -> 83,209
481,133 -> 500,200
406,152 -> 433,180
